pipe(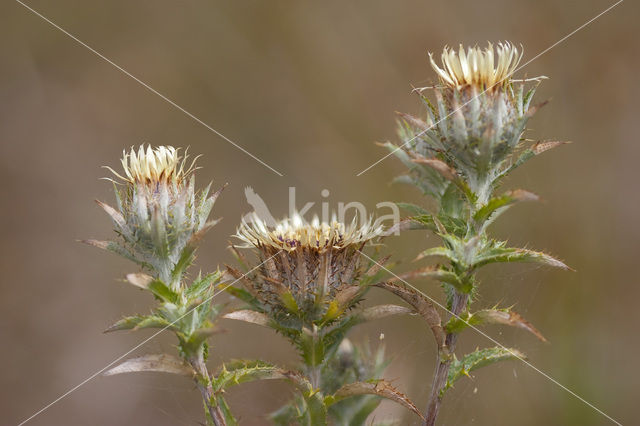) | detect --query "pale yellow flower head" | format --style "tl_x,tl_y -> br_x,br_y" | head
236,213 -> 382,252
106,145 -> 198,185
429,42 -> 522,89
